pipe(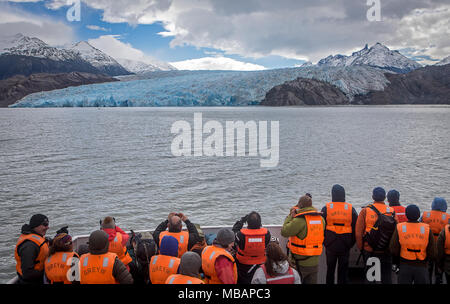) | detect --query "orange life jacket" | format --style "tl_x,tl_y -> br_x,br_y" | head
445,224 -> 450,255
236,228 -> 267,265
165,274 -> 205,284
260,264 -> 295,284
201,245 -> 238,284
288,210 -> 324,256
364,203 -> 394,233
422,210 -> 449,239
149,254 -> 180,284
44,251 -> 79,284
398,222 -> 430,261
108,233 -> 132,265
325,202 -> 353,234
15,233 -> 49,276
159,230 -> 189,258
392,205 -> 407,223
79,252 -> 118,284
